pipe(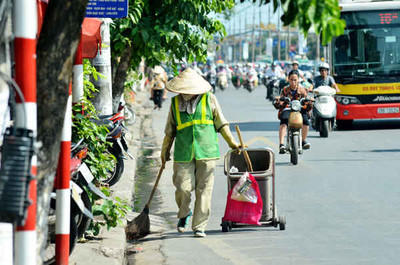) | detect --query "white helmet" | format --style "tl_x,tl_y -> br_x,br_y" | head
319,62 -> 330,71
